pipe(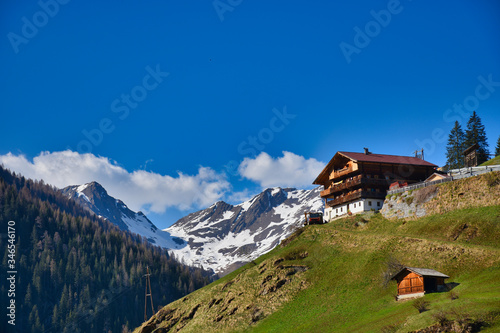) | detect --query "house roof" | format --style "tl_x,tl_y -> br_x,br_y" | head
424,172 -> 451,182
392,267 -> 449,280
338,152 -> 438,167
313,151 -> 437,185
